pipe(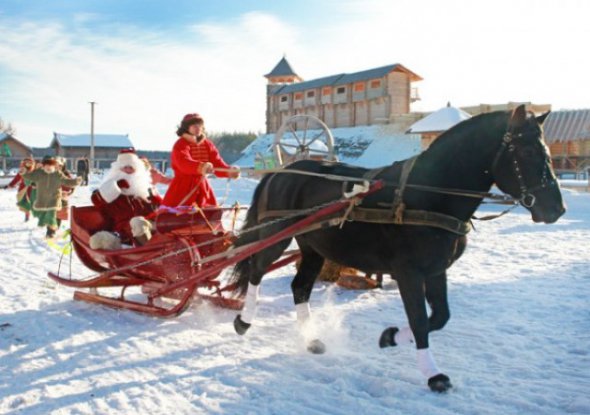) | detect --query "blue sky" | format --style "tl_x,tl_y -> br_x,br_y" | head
1,0 -> 589,151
